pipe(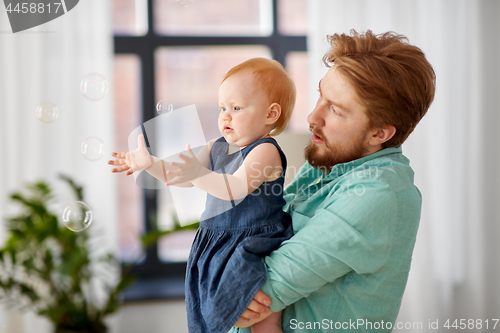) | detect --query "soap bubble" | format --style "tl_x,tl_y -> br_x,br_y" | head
81,137 -> 105,161
176,0 -> 194,7
62,201 -> 93,232
156,100 -> 173,115
80,73 -> 108,101
36,101 -> 59,123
